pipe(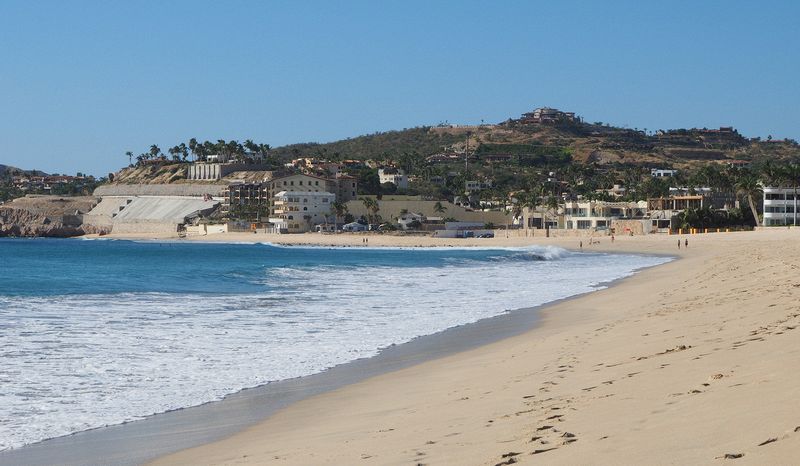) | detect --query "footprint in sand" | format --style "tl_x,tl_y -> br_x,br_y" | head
758,438 -> 777,446
531,448 -> 558,455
